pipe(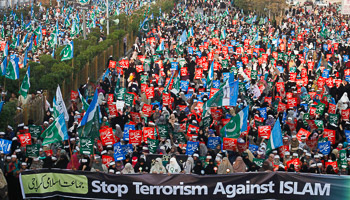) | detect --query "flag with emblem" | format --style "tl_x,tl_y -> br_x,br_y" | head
5,55 -> 19,80
19,66 -> 30,98
41,113 -> 68,146
266,118 -> 283,154
60,41 -> 74,61
78,89 -> 101,139
220,106 -> 249,138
